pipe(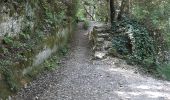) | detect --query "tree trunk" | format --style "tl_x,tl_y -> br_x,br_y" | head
117,0 -> 125,20
83,5 -> 95,21
110,0 -> 115,24
117,0 -> 130,20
